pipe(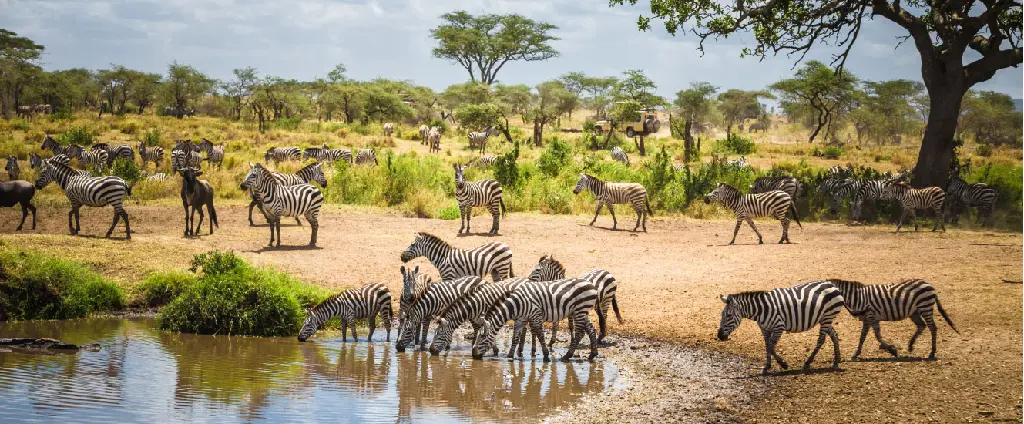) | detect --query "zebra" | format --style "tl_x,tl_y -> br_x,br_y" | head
610,146 -> 629,166
572,173 -> 653,232
827,165 -> 853,178
883,180 -> 946,233
428,277 -> 531,356
383,122 -> 395,137
34,158 -> 132,239
818,177 -> 858,215
138,142 -> 164,170
472,278 -> 600,362
945,176 -> 998,225
241,162 -> 324,247
171,140 -> 202,169
102,144 -> 135,166
265,146 -> 301,164
468,127 -> 493,155
828,278 -> 959,360
298,283 -> 394,342
453,163 -> 506,235
197,138 -> 224,167
245,162 -> 327,227
728,156 -> 749,169
354,148 -> 377,166
28,153 -> 42,170
399,232 -> 514,281
468,155 -> 496,168
302,145 -> 326,161
76,147 -> 108,173
750,176 -> 802,200
707,182 -> 802,244
850,178 -> 895,221
419,124 -> 430,145
40,135 -> 81,157
327,147 -> 353,163
398,265 -> 435,345
5,156 -> 19,180
141,171 -> 170,181
428,127 -> 441,153
527,255 -> 623,345
395,276 -> 487,352
717,280 -> 845,375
